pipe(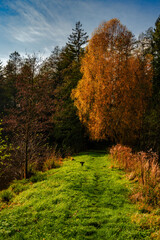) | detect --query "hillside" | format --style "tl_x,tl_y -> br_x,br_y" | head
0,152 -> 153,240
